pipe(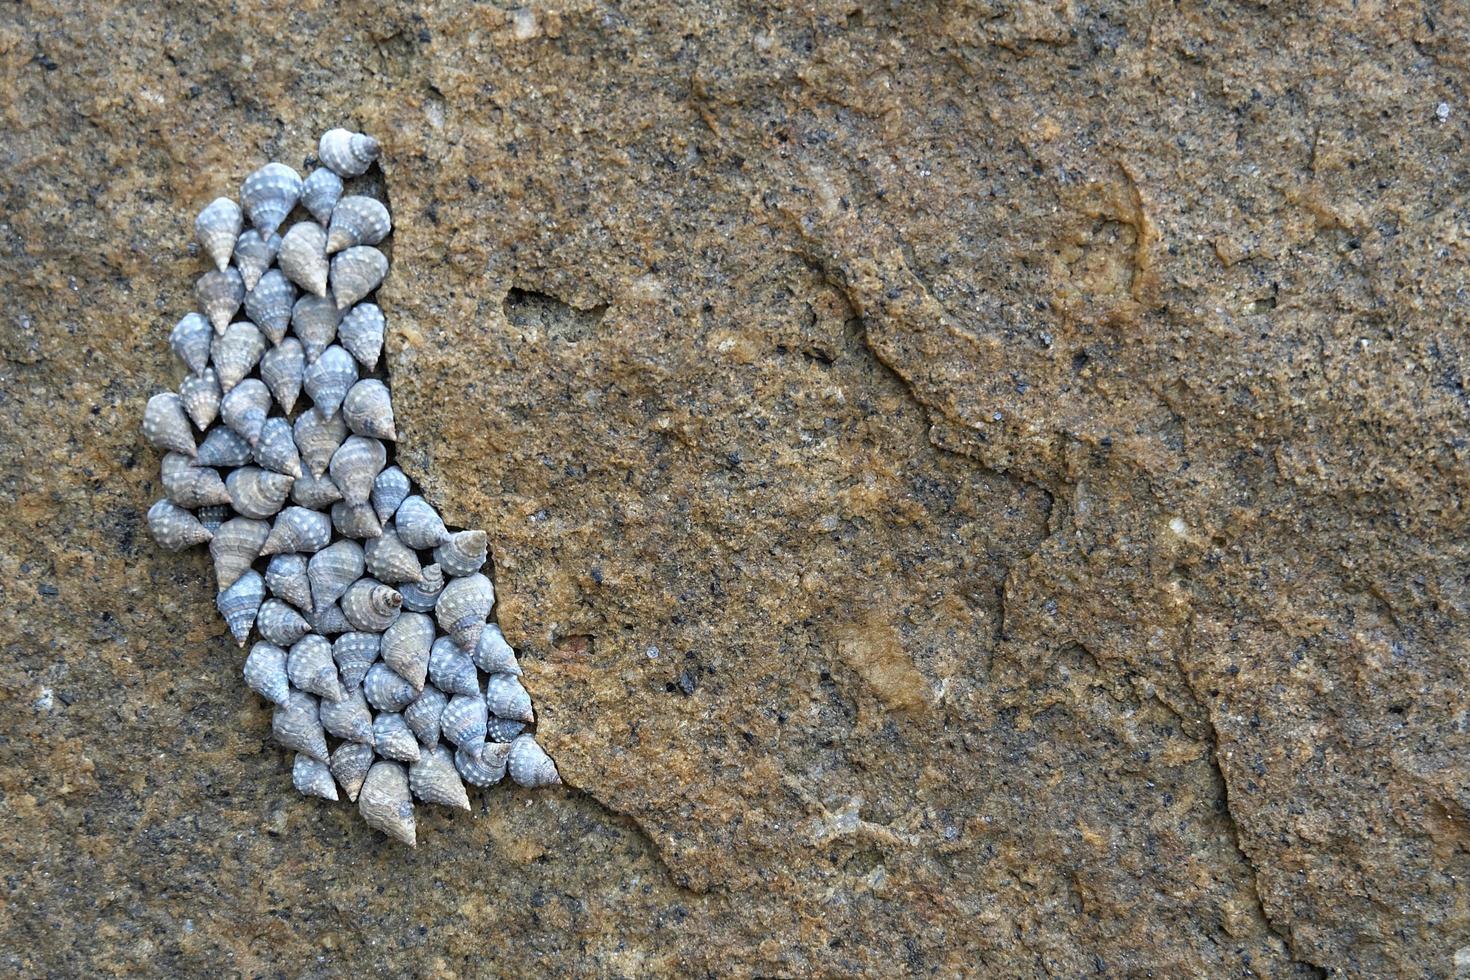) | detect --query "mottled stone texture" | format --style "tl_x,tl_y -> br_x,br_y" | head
1,0 -> 1466,975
